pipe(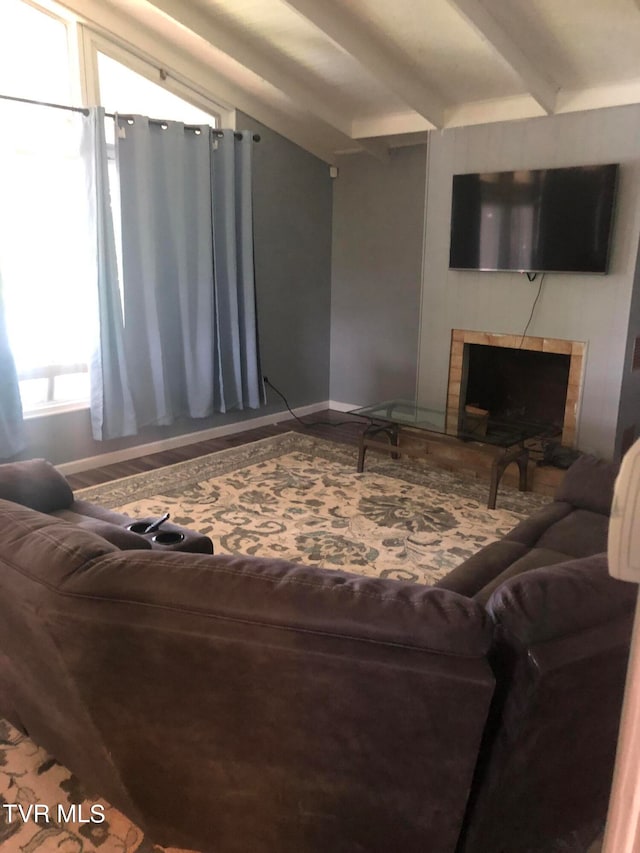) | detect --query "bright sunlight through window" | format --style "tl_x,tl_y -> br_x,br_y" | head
0,1 -> 221,416
0,1 -> 91,415
0,0 -> 73,104
97,52 -> 217,127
